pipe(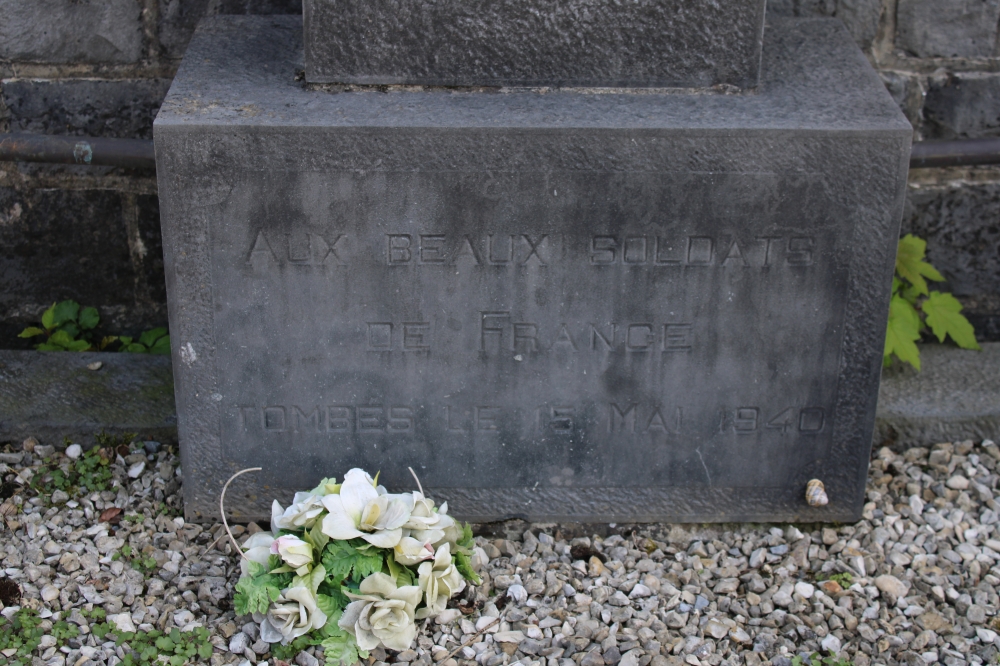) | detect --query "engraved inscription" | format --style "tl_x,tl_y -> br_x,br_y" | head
366,322 -> 431,351
387,234 -> 549,265
717,406 -> 826,434
240,405 -> 414,433
481,313 -> 693,354
590,235 -> 815,267
247,230 -> 345,266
